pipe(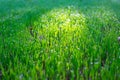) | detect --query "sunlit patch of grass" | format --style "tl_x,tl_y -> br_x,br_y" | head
28,7 -> 91,79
